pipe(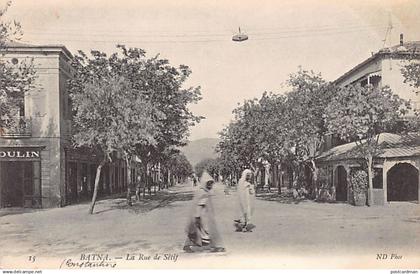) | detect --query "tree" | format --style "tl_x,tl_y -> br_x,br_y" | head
114,46 -> 202,190
194,158 -> 220,179
69,51 -> 157,214
284,69 -> 335,197
401,61 -> 420,91
166,152 -> 193,184
253,92 -> 293,192
69,45 -> 202,212
325,84 -> 409,206
0,1 -> 35,132
0,1 -> 22,46
401,57 -> 420,123
218,98 -> 263,173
